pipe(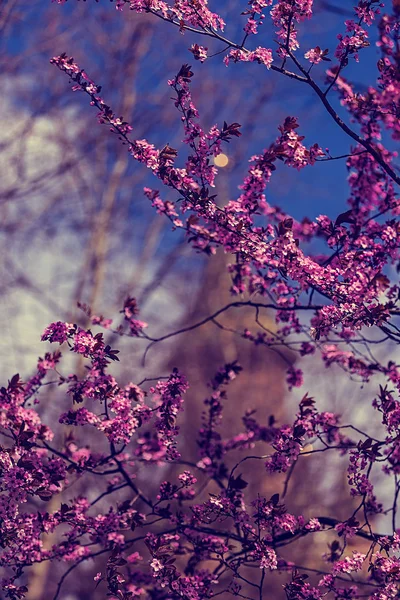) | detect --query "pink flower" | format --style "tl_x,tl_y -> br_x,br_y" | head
189,44 -> 208,62
304,46 -> 330,64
